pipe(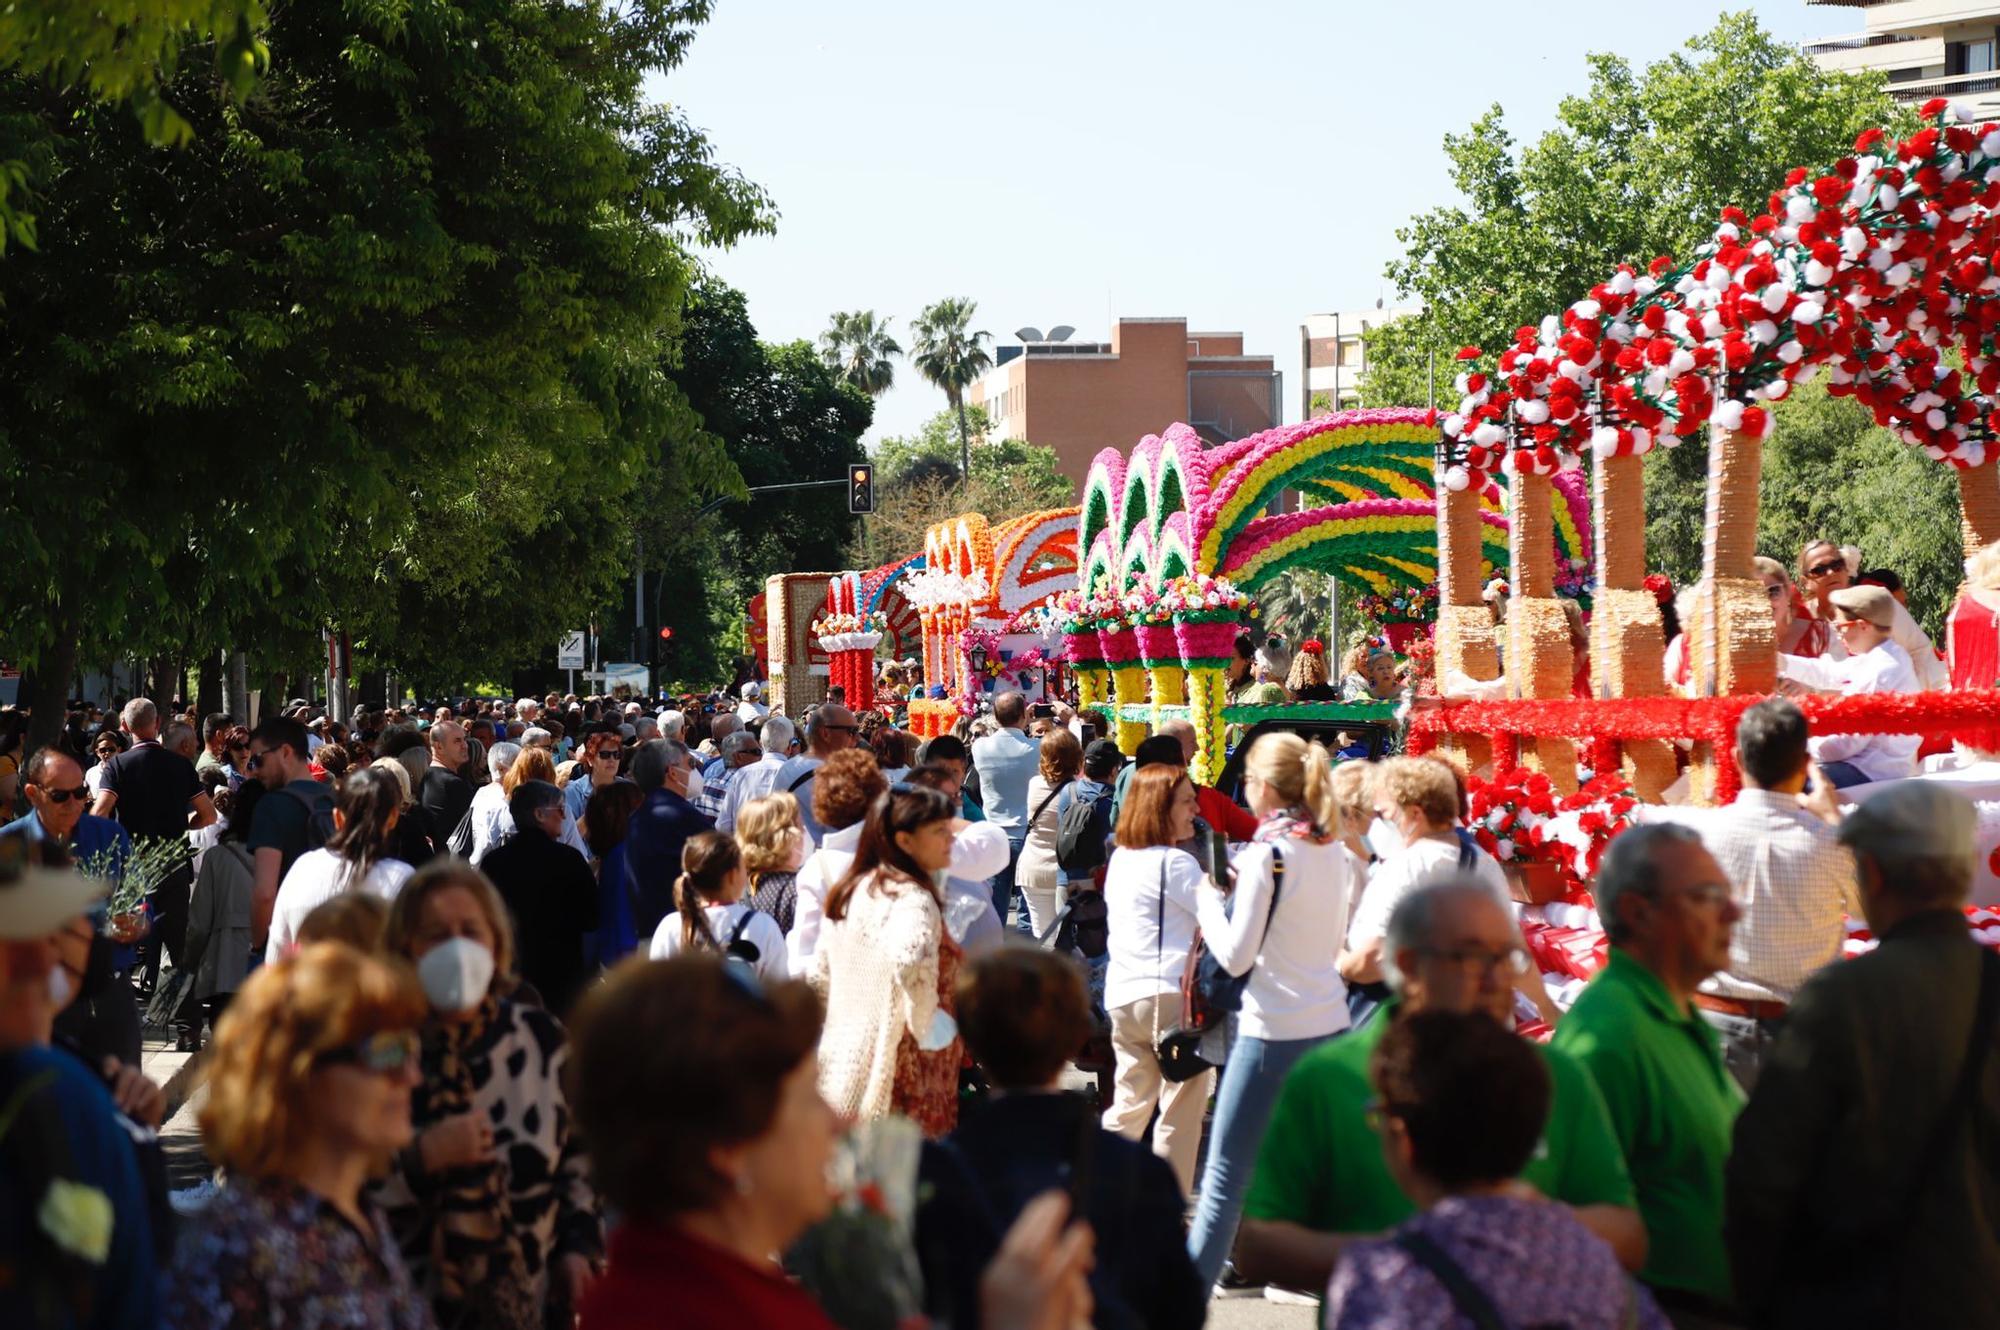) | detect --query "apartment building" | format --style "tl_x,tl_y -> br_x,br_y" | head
1806,0 -> 2000,121
1299,306 -> 1419,417
967,317 -> 1280,486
